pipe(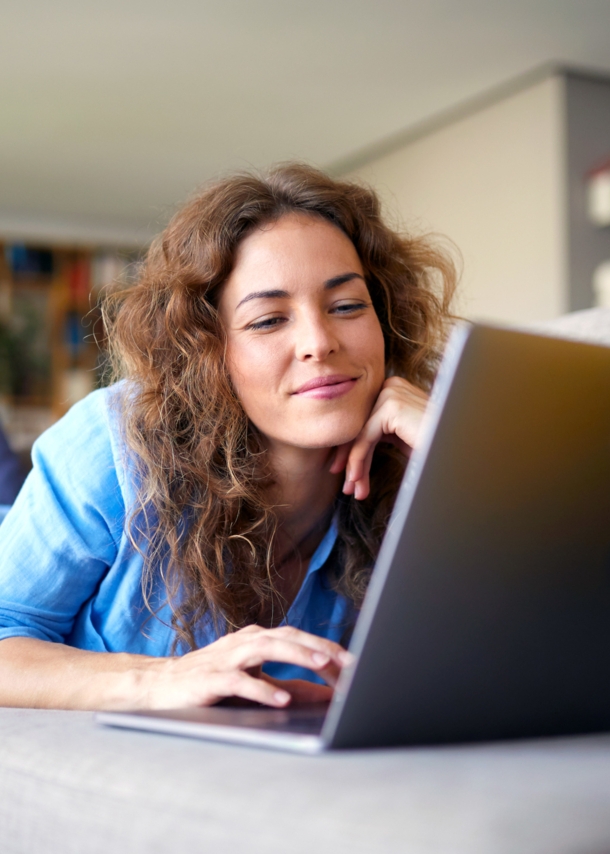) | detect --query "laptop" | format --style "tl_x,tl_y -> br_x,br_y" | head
98,322 -> 610,753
